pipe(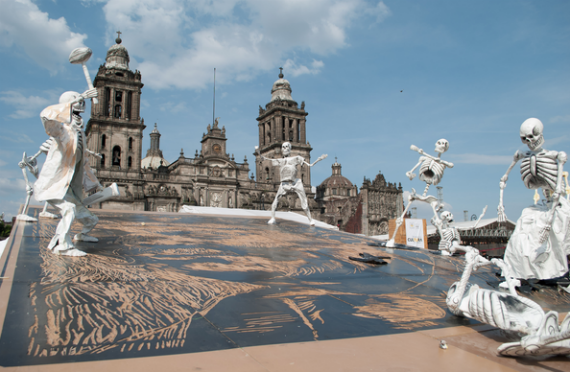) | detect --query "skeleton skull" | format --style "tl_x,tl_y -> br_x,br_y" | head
441,211 -> 454,223
59,91 -> 85,113
519,118 -> 544,151
282,142 -> 291,156
435,139 -> 449,154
